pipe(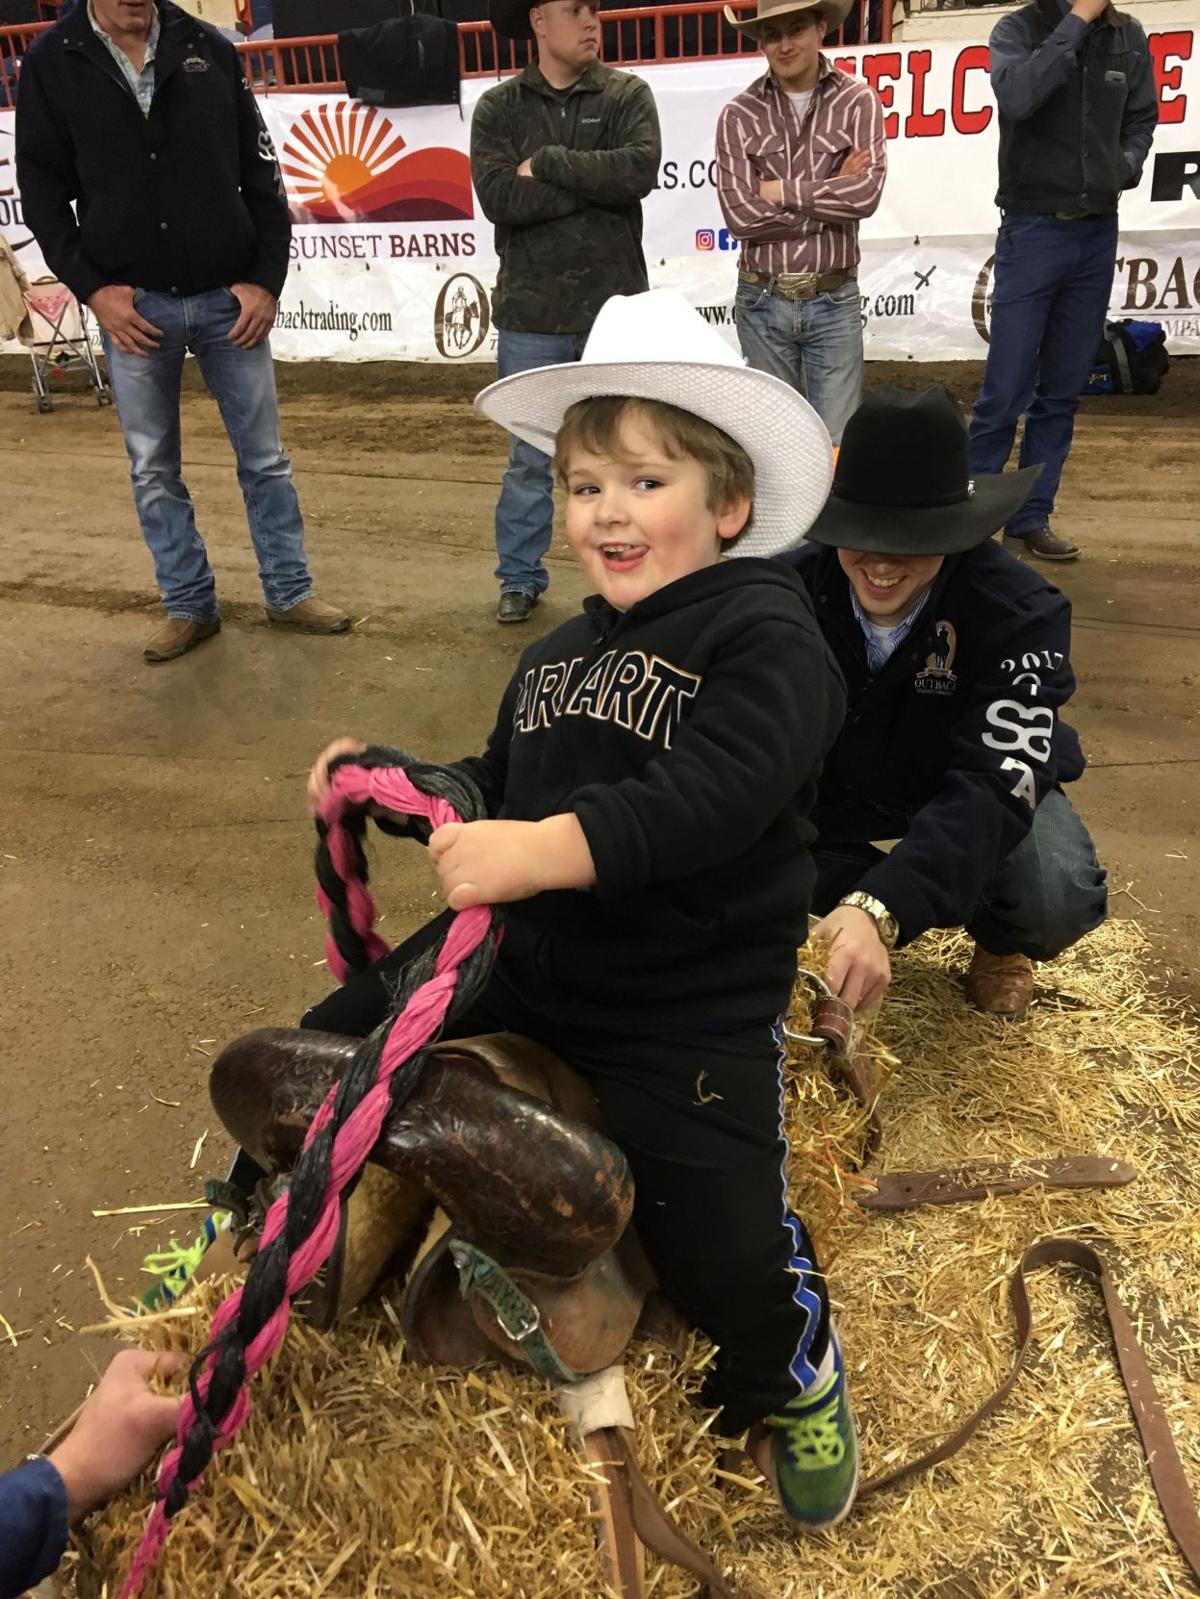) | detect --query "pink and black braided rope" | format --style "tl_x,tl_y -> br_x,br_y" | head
120,748 -> 499,1596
